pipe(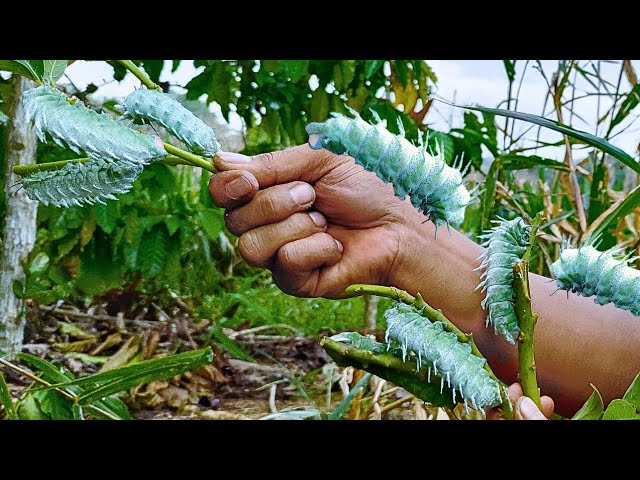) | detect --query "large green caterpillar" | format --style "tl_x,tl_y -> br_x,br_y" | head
476,217 -> 531,344
23,86 -> 167,164
550,240 -> 640,316
116,89 -> 220,157
305,109 -> 472,227
384,303 -> 503,410
21,158 -> 143,207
